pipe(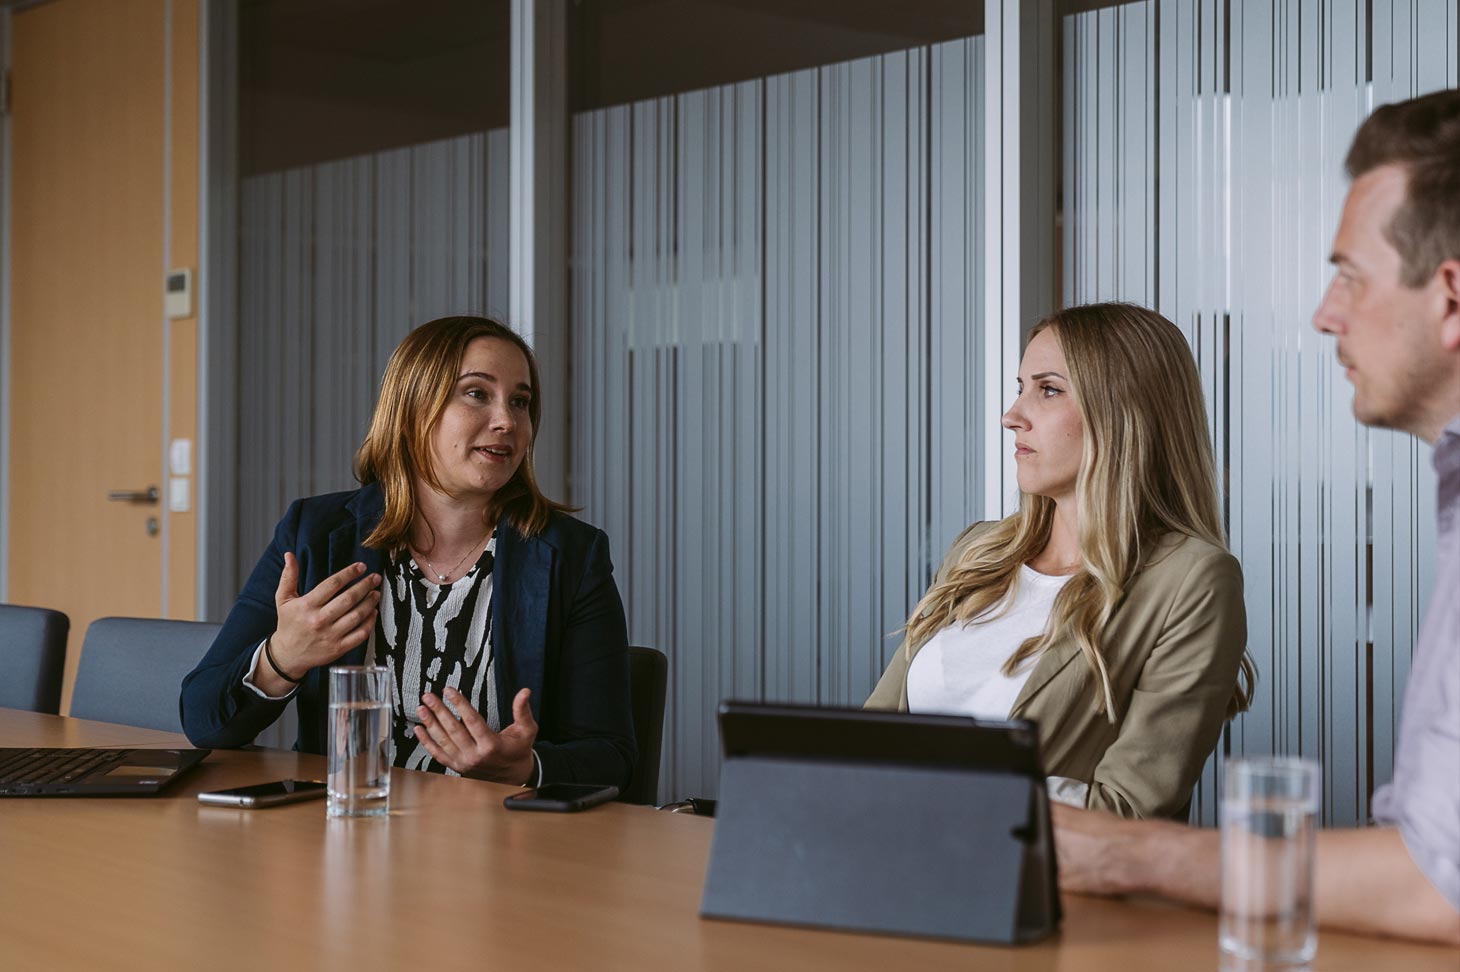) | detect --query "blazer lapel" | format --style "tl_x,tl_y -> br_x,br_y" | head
493,520 -> 551,723
326,485 -> 388,670
328,523 -> 387,580
1009,635 -> 1083,717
